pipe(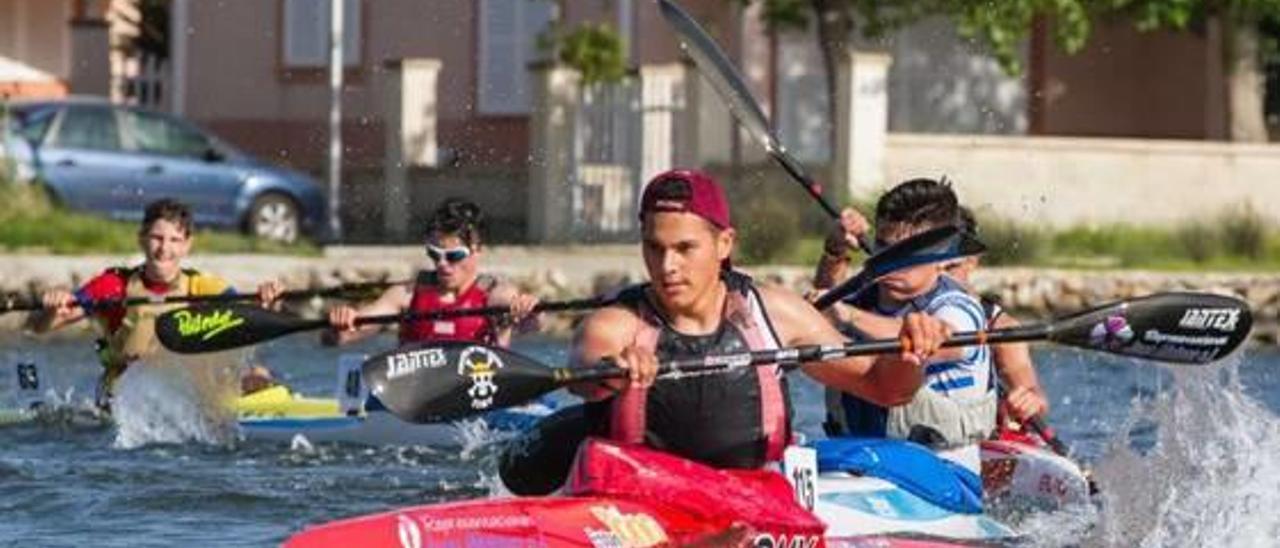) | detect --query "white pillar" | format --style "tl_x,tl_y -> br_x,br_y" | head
639,63 -> 687,182
527,62 -> 580,244
834,51 -> 892,199
382,58 -> 442,240
327,0 -> 345,240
